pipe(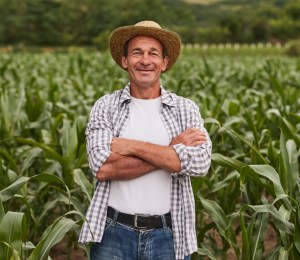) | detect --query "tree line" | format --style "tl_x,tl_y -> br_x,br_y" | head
0,0 -> 299,49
